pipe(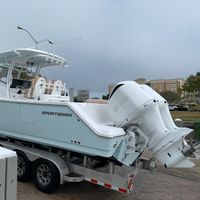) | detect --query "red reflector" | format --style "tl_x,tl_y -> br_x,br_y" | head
104,183 -> 111,188
119,188 -> 127,193
91,179 -> 98,184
